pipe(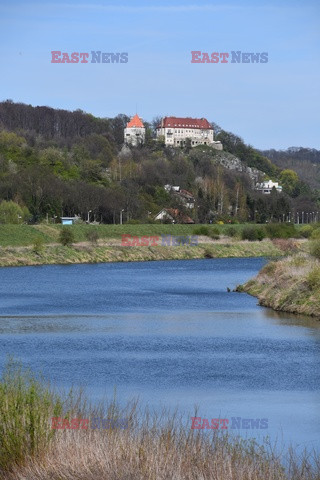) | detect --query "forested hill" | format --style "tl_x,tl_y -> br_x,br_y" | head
0,100 -> 318,224
0,100 -> 129,148
261,147 -> 320,190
